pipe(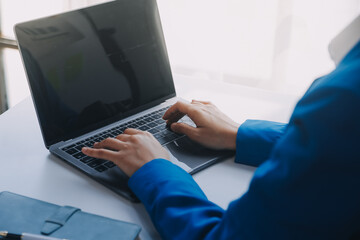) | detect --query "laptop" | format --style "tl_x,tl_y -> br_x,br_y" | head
14,0 -> 233,202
